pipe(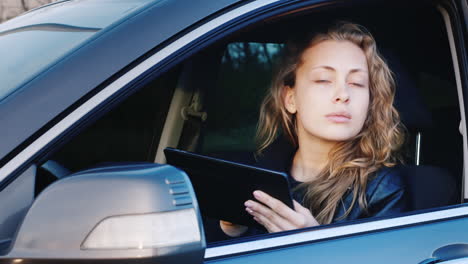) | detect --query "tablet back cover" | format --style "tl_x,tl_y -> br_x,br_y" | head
164,148 -> 293,227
